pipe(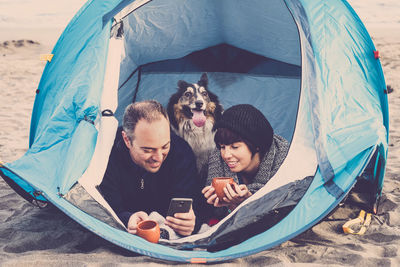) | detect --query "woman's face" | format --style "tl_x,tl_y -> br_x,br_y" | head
219,142 -> 257,173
